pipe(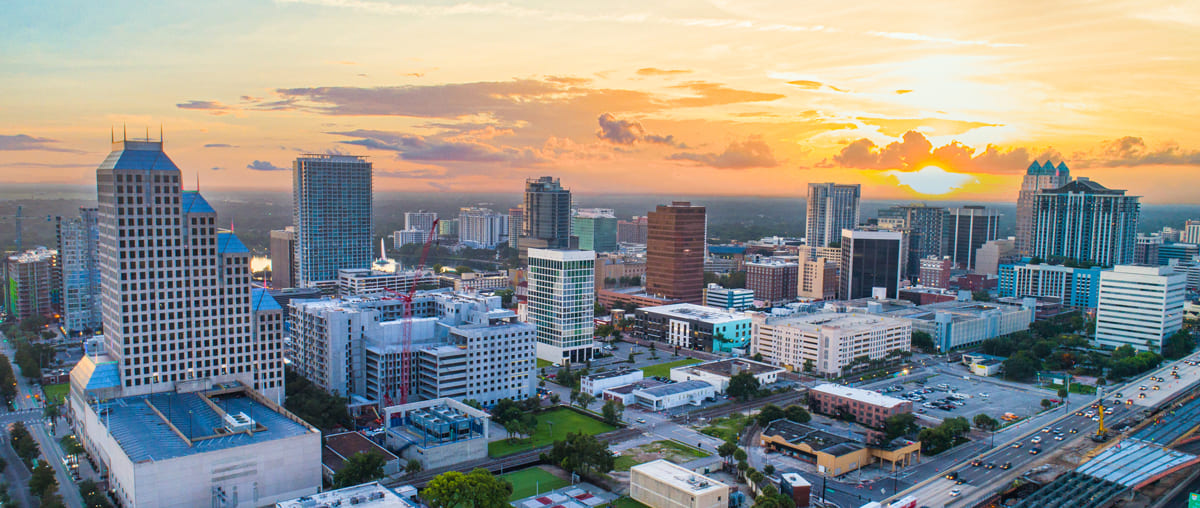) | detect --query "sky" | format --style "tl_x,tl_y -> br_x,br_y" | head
2,0 -> 1199,201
